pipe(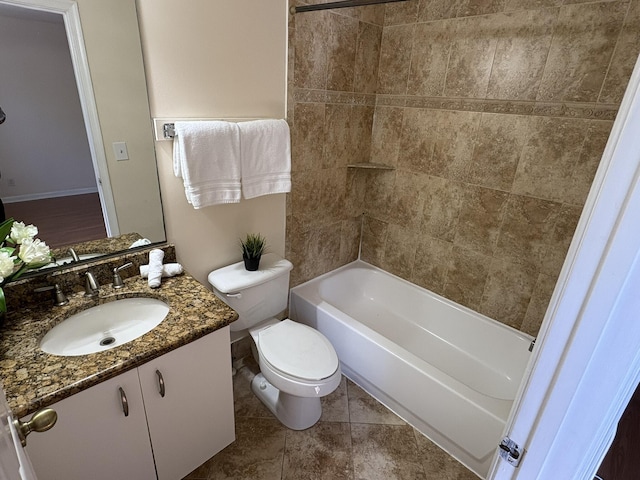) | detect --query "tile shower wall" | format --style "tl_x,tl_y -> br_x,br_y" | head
287,0 -> 640,335
286,3 -> 385,286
